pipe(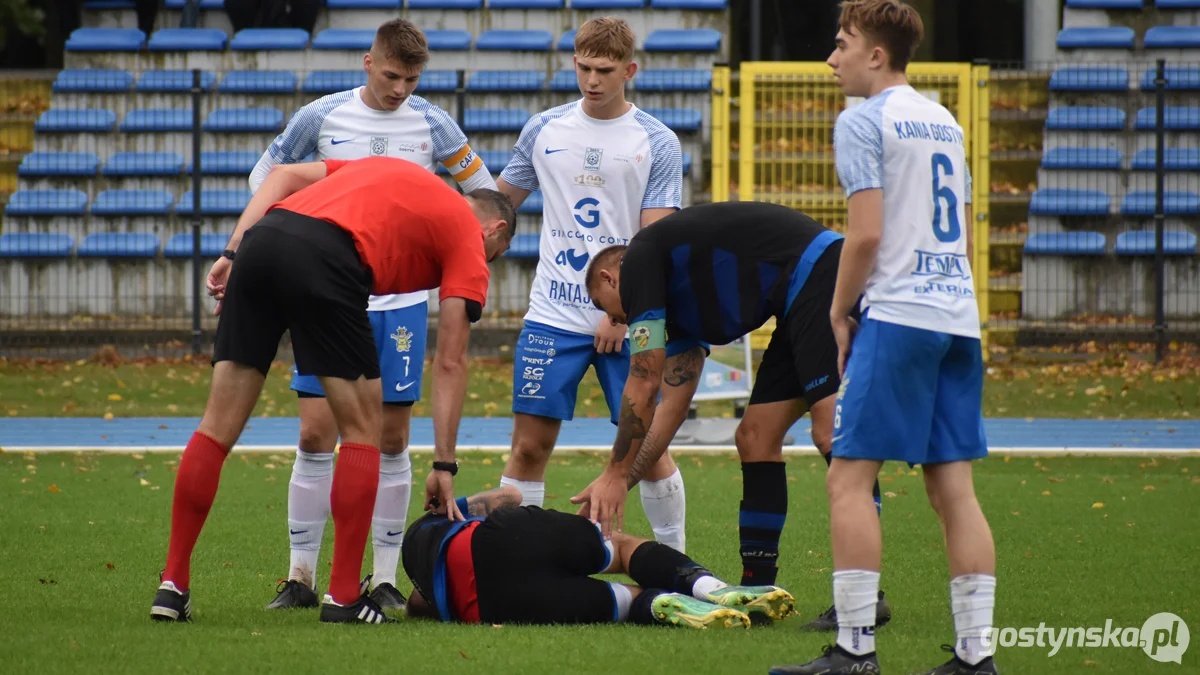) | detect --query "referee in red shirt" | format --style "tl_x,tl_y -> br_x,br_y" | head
149,156 -> 516,625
